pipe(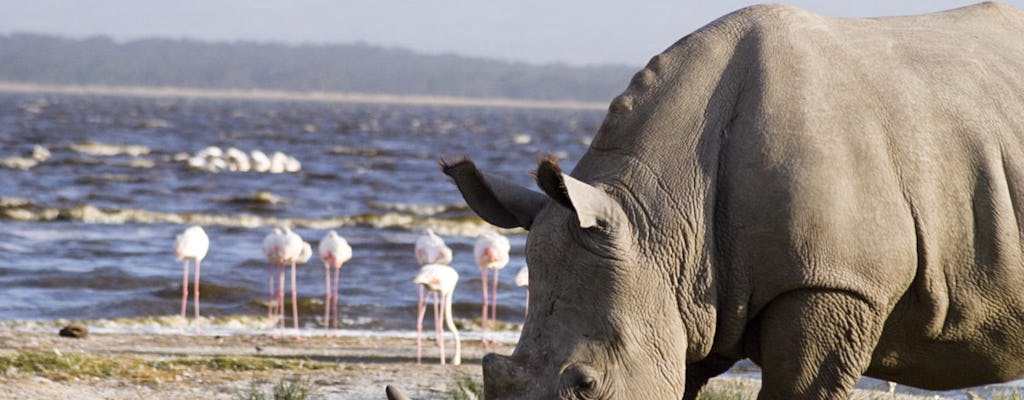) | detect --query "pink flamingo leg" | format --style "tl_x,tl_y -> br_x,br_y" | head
480,268 -> 490,348
416,285 -> 426,364
491,269 -> 500,332
434,291 -> 443,348
324,266 -> 331,334
290,261 -> 299,332
180,260 -> 190,318
333,266 -> 341,330
438,296 -> 446,366
268,263 -> 277,320
278,264 -> 286,330
194,259 -> 201,319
